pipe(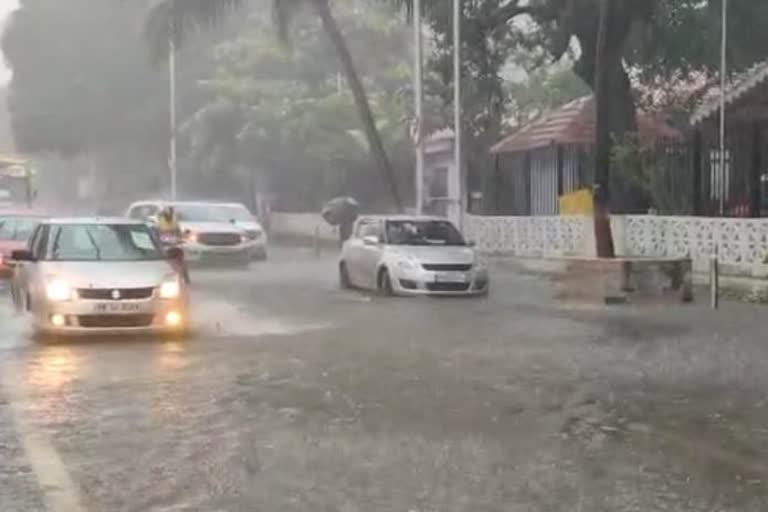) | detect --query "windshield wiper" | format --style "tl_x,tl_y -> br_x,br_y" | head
84,228 -> 102,261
